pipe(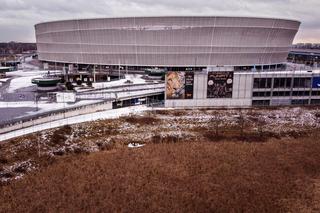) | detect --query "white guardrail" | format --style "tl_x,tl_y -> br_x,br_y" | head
0,90 -> 164,138
0,101 -> 113,135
